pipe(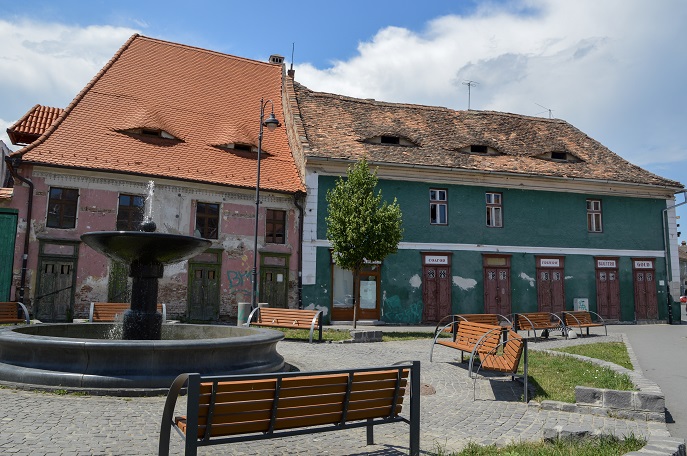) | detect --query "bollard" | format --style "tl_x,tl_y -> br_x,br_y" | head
237,302 -> 251,326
